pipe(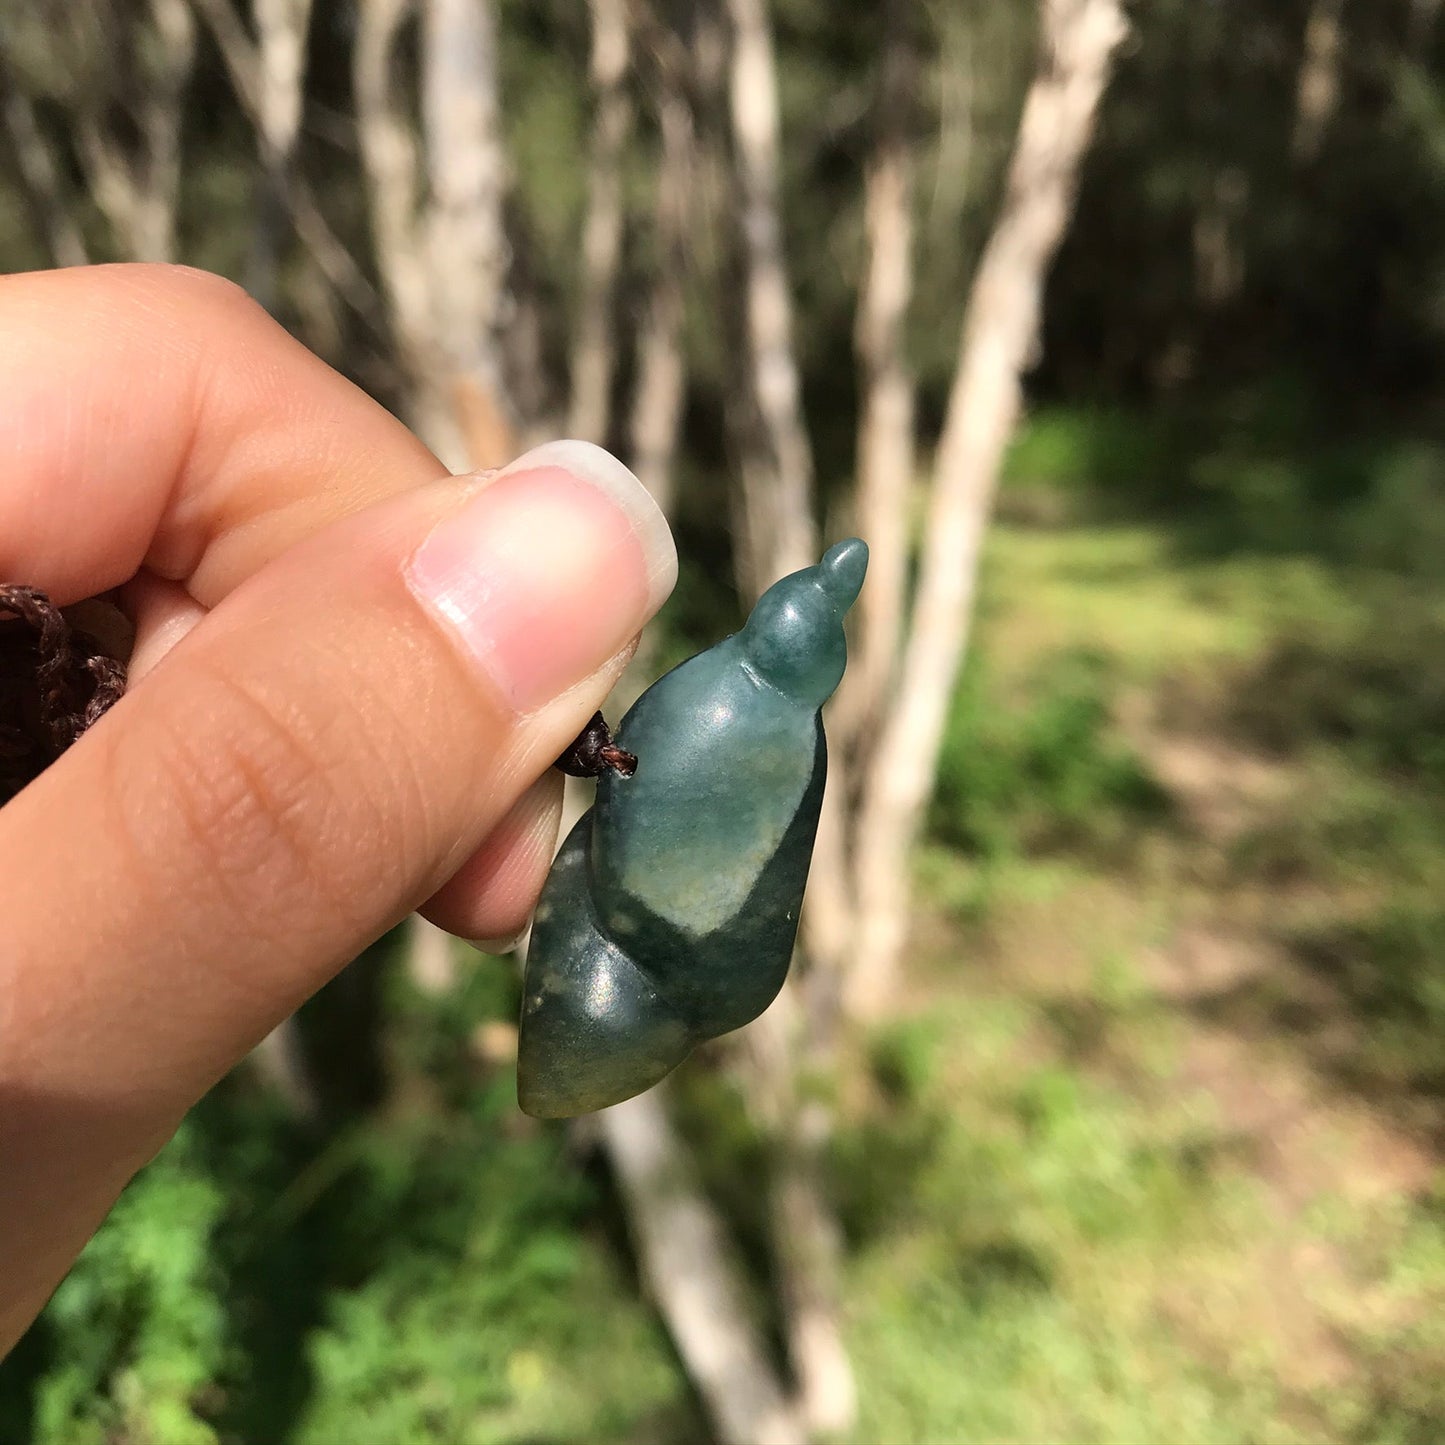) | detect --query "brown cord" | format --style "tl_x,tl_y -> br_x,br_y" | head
554,710 -> 637,778
0,585 -> 126,805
